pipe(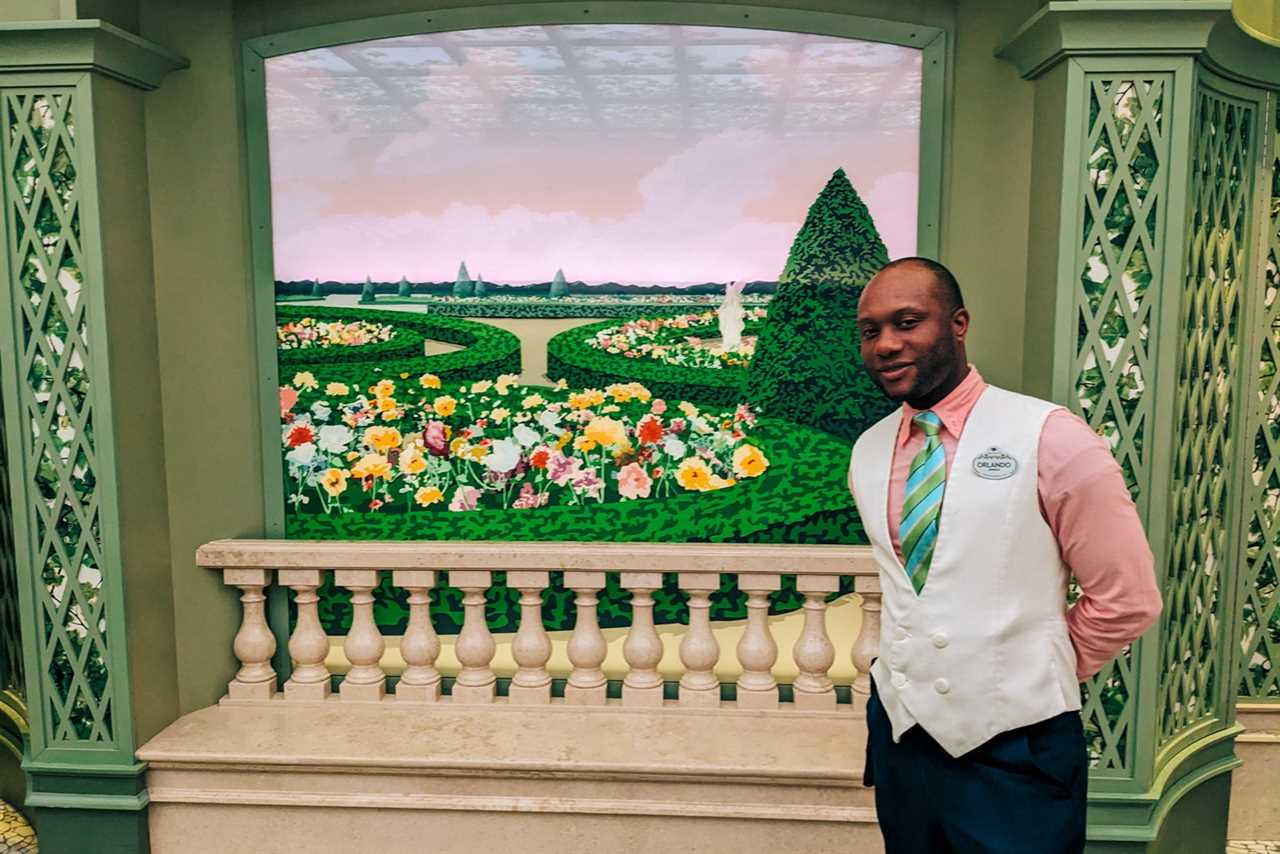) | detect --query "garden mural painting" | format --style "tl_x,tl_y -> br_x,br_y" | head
265,24 -> 922,637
